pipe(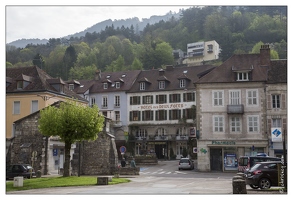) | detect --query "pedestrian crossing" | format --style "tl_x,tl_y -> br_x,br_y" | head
139,168 -> 188,175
